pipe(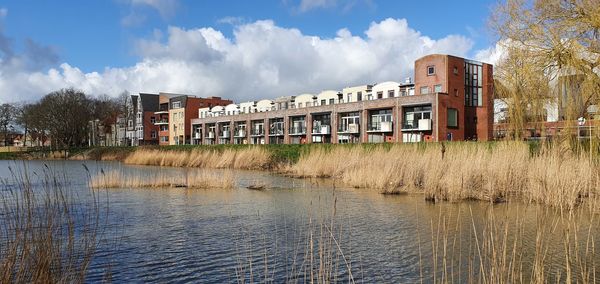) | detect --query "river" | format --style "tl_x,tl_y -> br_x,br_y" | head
1,160 -> 598,283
